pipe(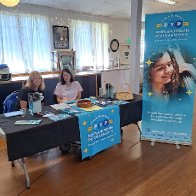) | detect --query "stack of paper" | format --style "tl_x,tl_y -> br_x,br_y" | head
50,103 -> 70,110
